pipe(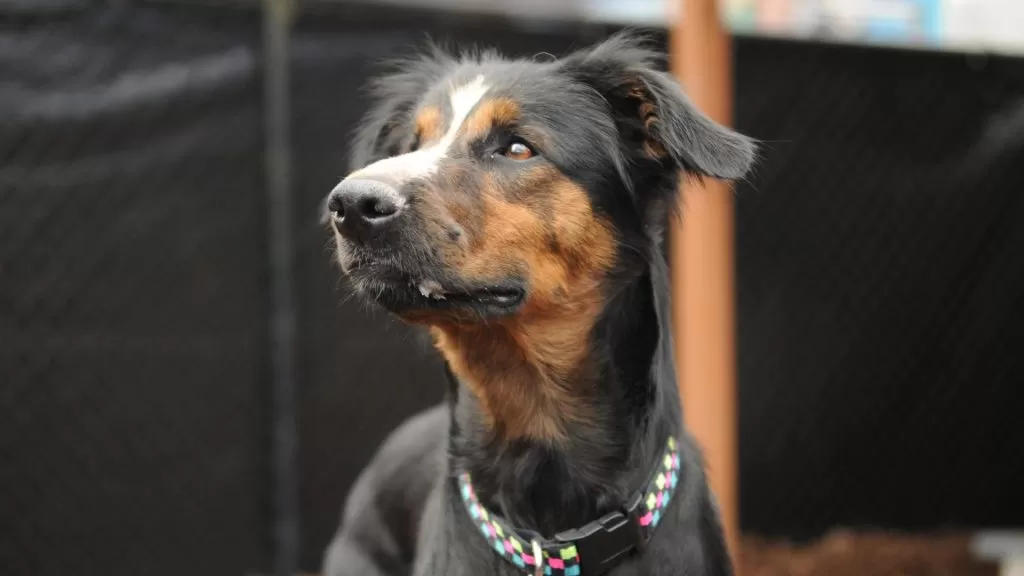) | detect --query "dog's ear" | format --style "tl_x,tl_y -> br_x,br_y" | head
560,33 -> 756,181
349,45 -> 454,172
